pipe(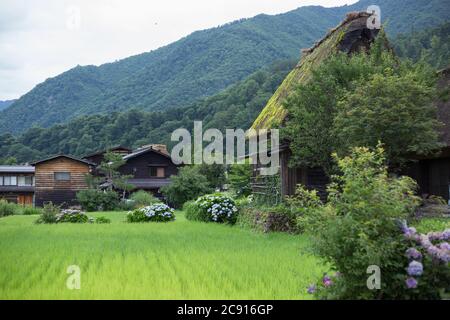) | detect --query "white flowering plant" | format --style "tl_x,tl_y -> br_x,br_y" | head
56,209 -> 89,223
126,203 -> 175,223
188,194 -> 238,224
